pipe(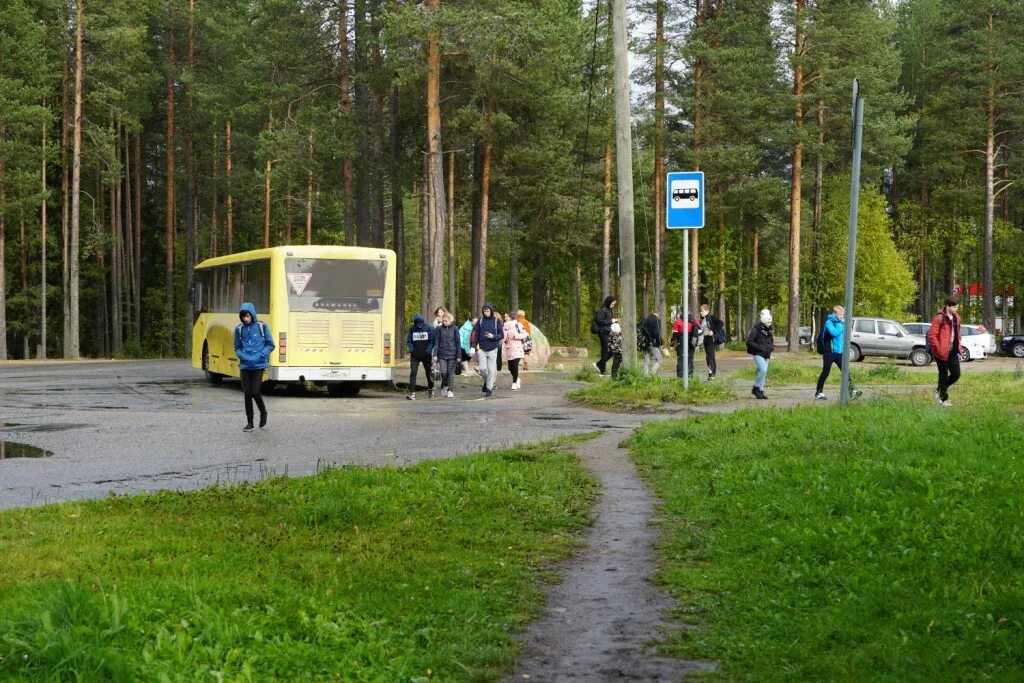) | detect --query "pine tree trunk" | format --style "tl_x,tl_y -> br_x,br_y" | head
285,182 -> 293,244
61,22 -> 71,357
983,46 -> 996,329
476,143 -> 492,311
509,243 -> 519,314
165,4 -> 177,356
447,150 -> 456,315
211,130 -> 218,255
811,99 -> 824,328
470,144 -> 482,313
389,78 -> 405,354
122,125 -> 134,340
110,116 -> 122,353
132,132 -> 142,331
306,132 -> 314,245
532,253 -> 545,328
752,226 -> 759,317
68,0 -> 84,358
787,0 -> 805,352
369,0 -> 385,248
573,261 -> 582,338
263,118 -> 272,249
40,112 -> 48,358
225,121 -> 233,252
0,148 -> 6,359
338,0 -> 354,245
184,0 -> 196,355
717,206 -> 726,322
21,218 -> 28,358
419,173 -> 429,317
690,0 -> 703,312
602,143 -> 612,299
653,0 -> 666,336
425,0 -> 448,314
353,0 -> 370,246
